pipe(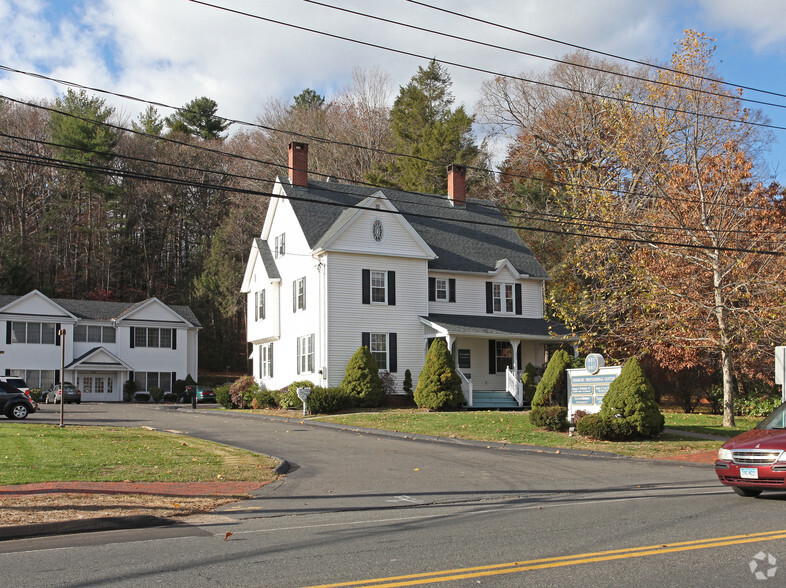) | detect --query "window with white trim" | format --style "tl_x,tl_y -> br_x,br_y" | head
495,341 -> 513,373
274,233 -> 286,258
10,369 -> 55,390
74,325 -> 116,343
370,333 -> 388,370
296,335 -> 314,374
371,271 -> 387,303
10,322 -> 56,344
435,278 -> 448,301
261,343 -> 273,378
493,283 -> 515,313
133,327 -> 174,348
294,277 -> 306,311
255,290 -> 266,321
133,371 -> 172,393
